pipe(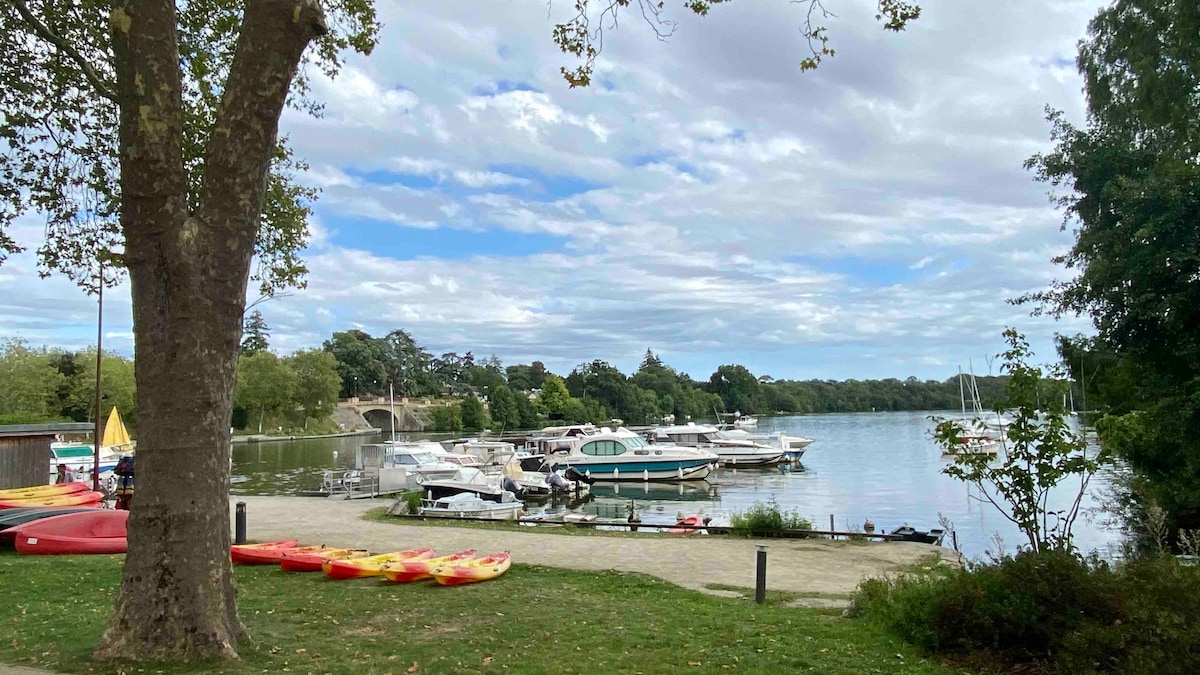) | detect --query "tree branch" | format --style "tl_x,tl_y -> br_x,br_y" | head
8,0 -> 118,102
